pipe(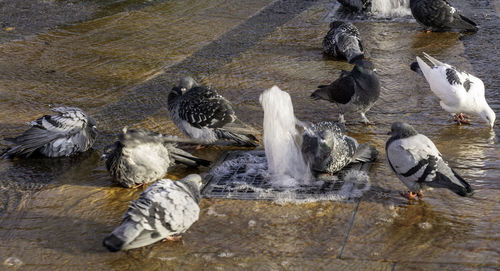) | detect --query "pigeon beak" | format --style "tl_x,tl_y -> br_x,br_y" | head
386,131 -> 392,135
